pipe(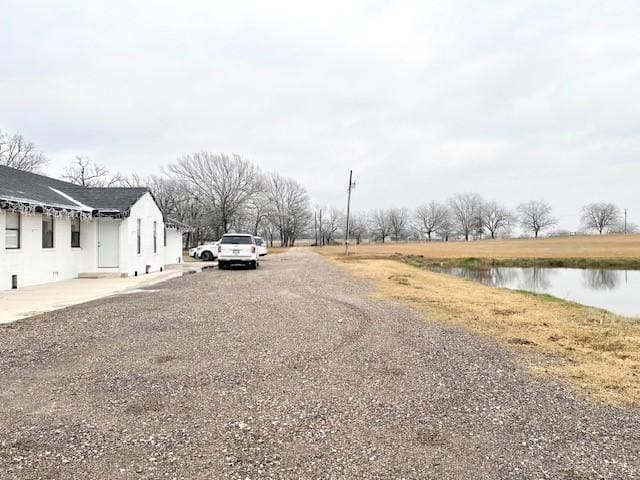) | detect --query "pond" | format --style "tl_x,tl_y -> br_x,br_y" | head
427,266 -> 640,318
